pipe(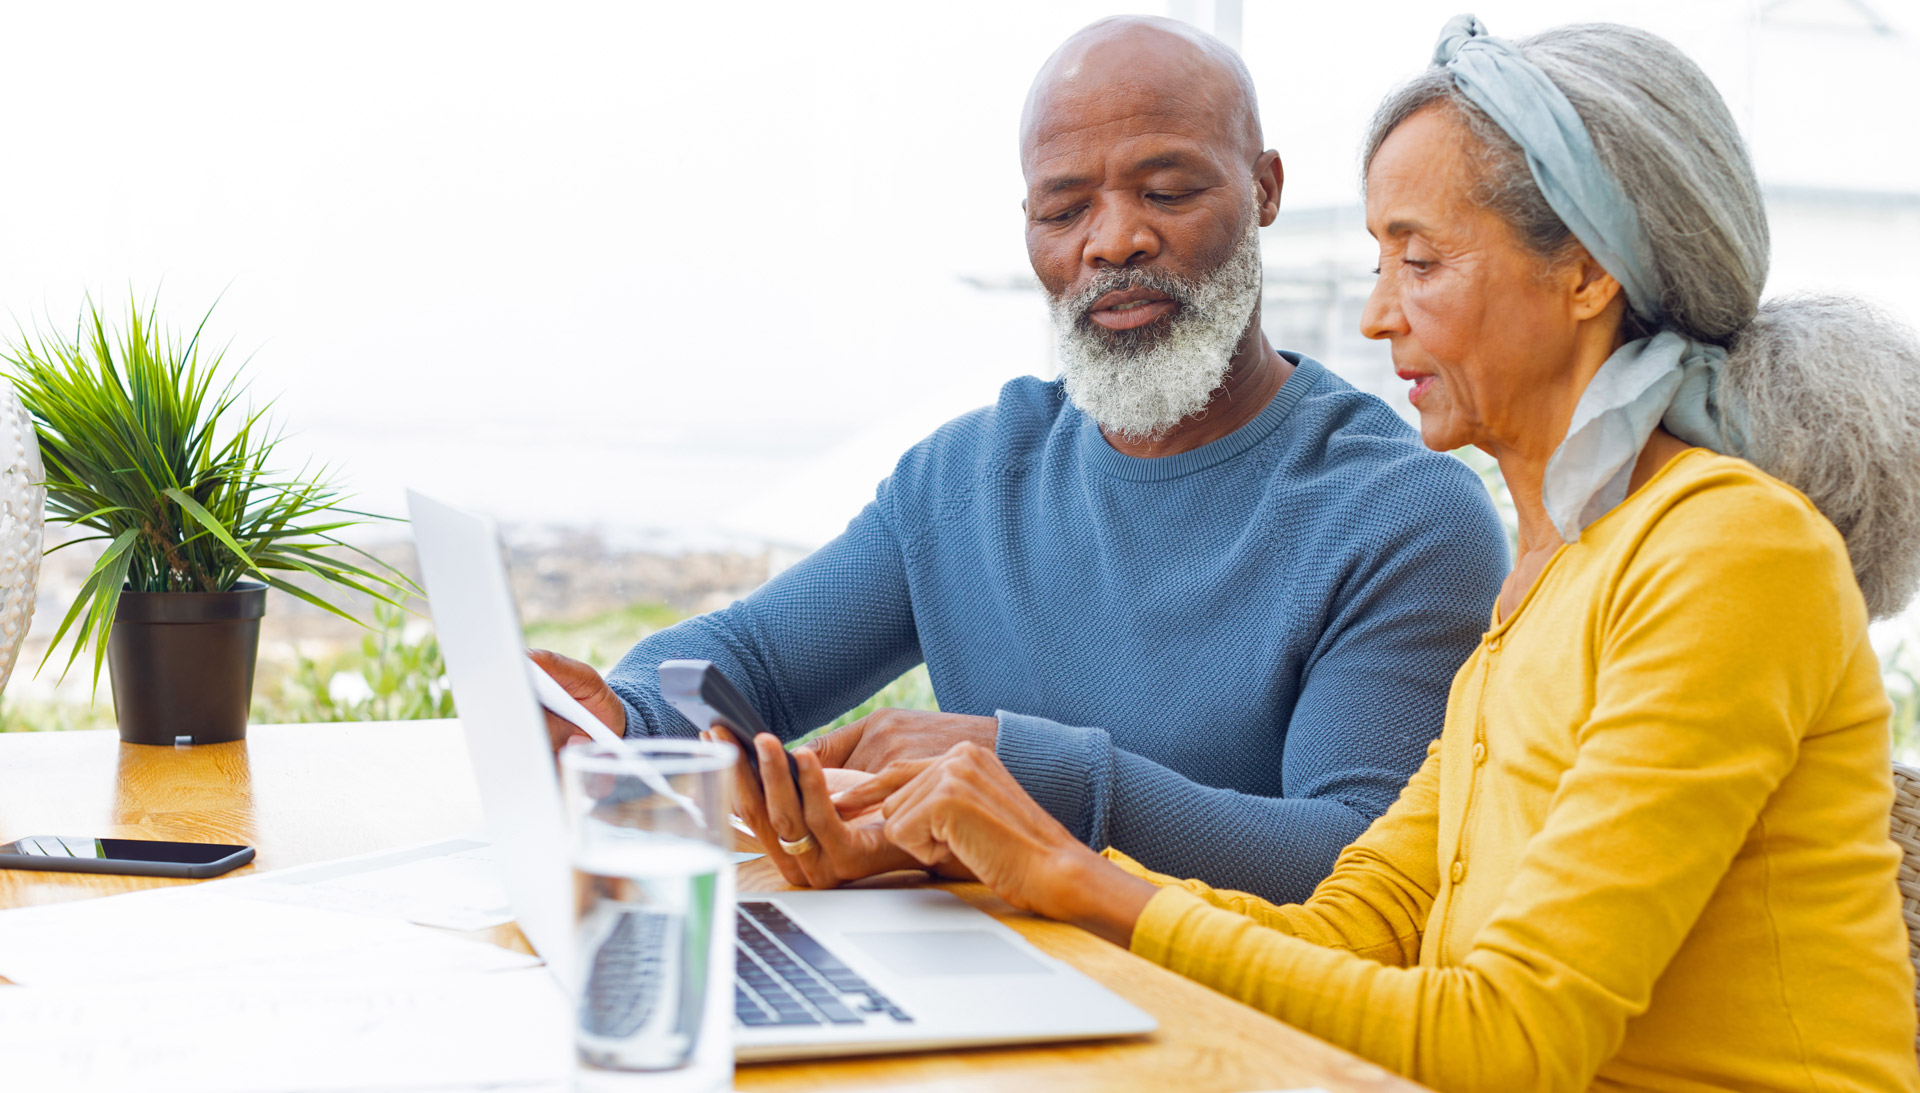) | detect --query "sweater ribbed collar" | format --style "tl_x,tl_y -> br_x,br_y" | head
1074,353 -> 1324,482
